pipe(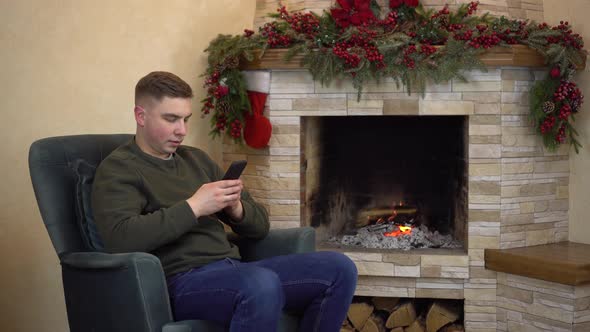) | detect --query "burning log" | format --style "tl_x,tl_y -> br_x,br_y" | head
425,302 -> 460,332
385,302 -> 417,328
347,302 -> 374,330
355,206 -> 418,228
